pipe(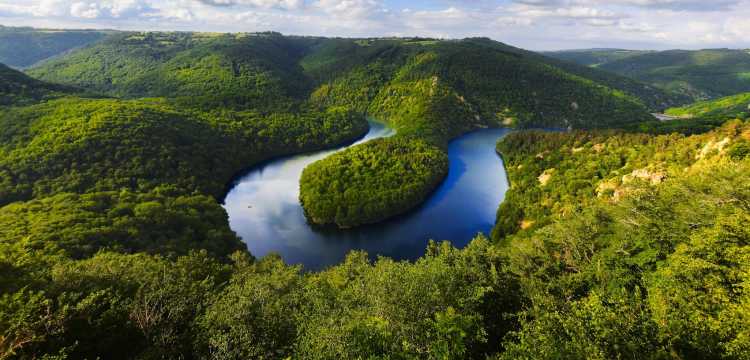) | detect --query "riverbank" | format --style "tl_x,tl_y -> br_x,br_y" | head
223,127 -> 511,270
